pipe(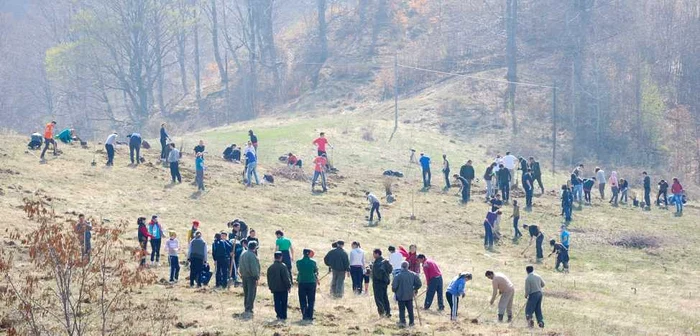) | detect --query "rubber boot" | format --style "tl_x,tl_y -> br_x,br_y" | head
507,315 -> 513,322
498,314 -> 503,322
